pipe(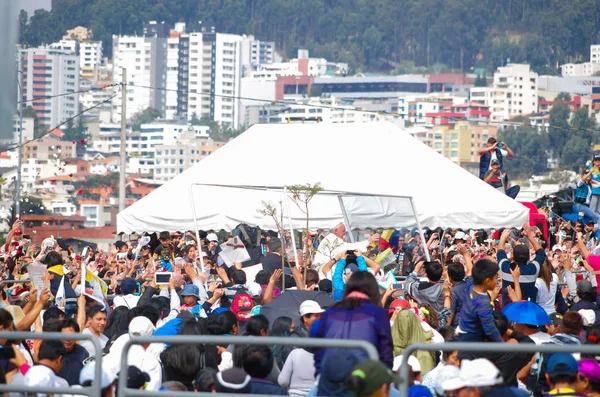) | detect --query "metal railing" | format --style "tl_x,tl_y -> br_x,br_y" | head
117,335 -> 380,397
398,342 -> 600,396
0,331 -> 103,397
